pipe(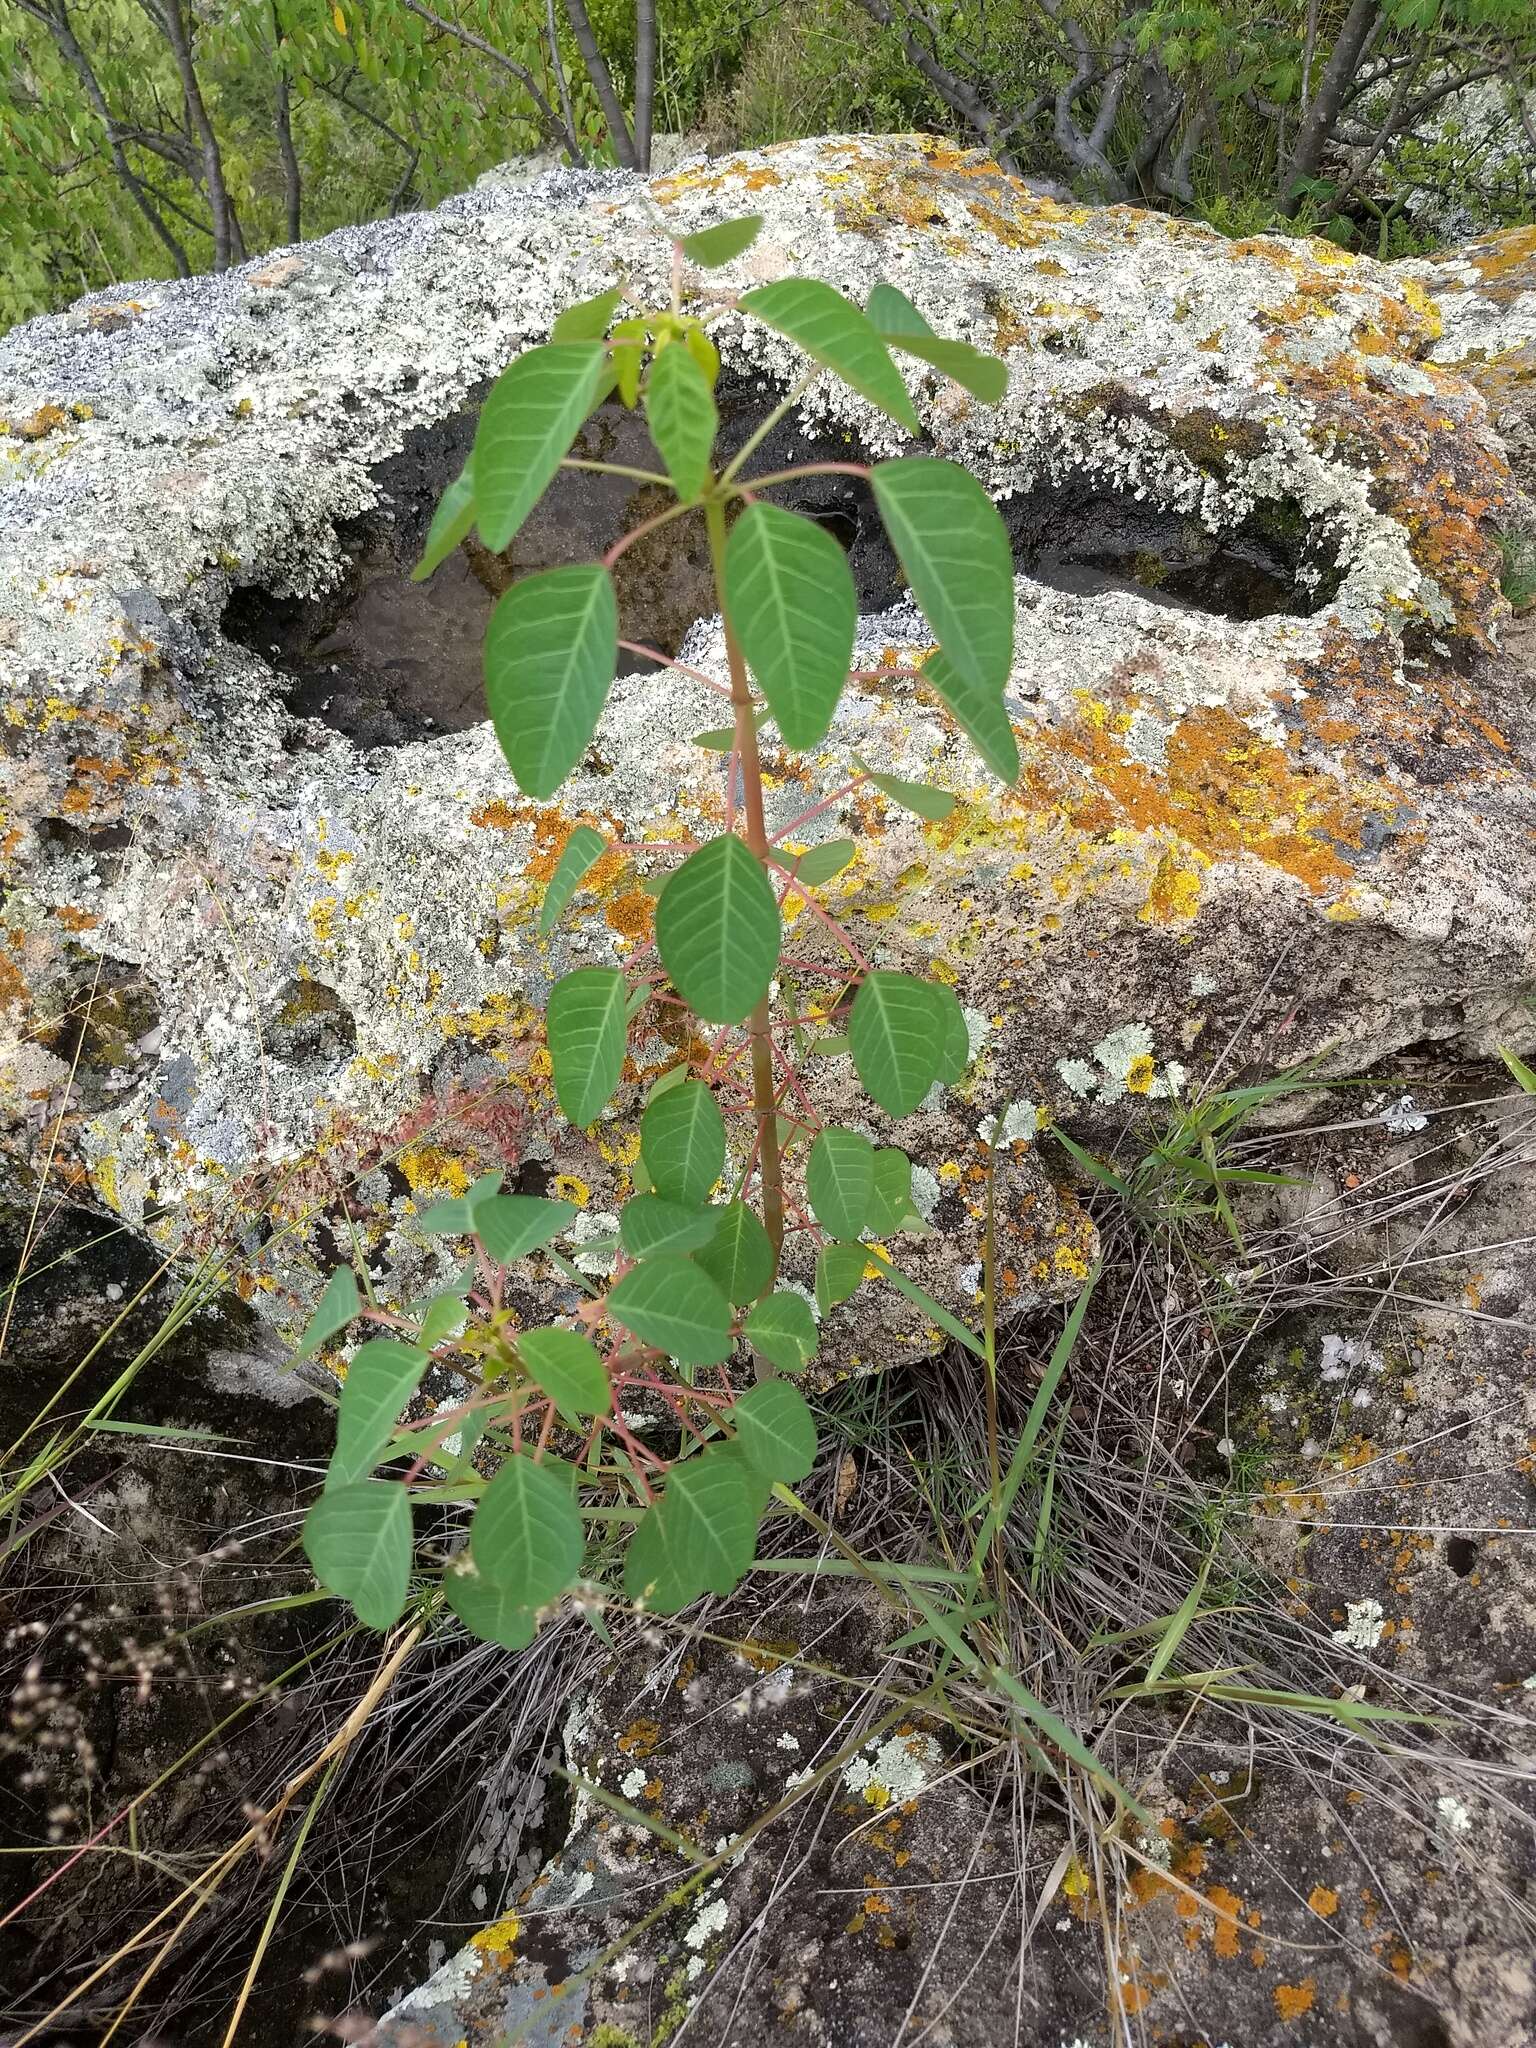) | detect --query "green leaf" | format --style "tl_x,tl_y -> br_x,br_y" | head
743,1291 -> 818,1372
485,564 -> 617,800
516,1326 -> 610,1422
295,1265 -> 360,1360
854,757 -> 957,821
473,340 -> 608,551
867,283 -> 1009,404
731,1379 -> 817,1482
547,967 -> 629,1126
418,1292 -> 470,1350
444,1567 -> 539,1650
936,996 -> 971,1084
850,970 -> 964,1118
470,1453 -> 584,1604
693,1199 -> 774,1305
539,824 -> 607,935
871,457 -> 1014,699
552,286 -> 622,342
641,1080 -> 726,1205
418,1170 -> 504,1236
806,1127 -> 875,1239
303,1482 -> 412,1631
924,648 -> 1019,781
692,705 -> 770,751
723,504 -> 856,747
1499,1045 -> 1536,1095
331,1338 -> 430,1487
655,835 -> 780,1025
619,1193 -> 718,1258
815,1242 -> 866,1316
607,1255 -> 734,1366
412,463 -> 476,582
611,317 -> 647,407
644,342 -> 717,501
867,282 -> 935,339
678,214 -> 763,267
740,279 -> 919,435
785,839 -> 855,887
864,1147 -> 915,1235
474,1194 -> 578,1265
623,1446 -> 768,1610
